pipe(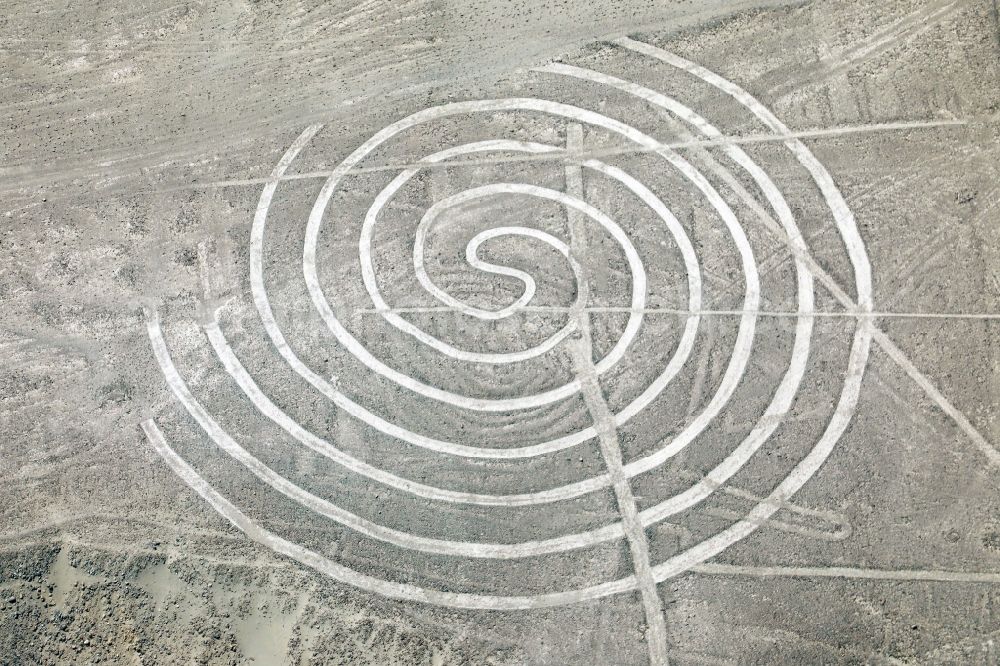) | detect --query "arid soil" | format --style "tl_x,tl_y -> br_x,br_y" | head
3,0 -> 1000,664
